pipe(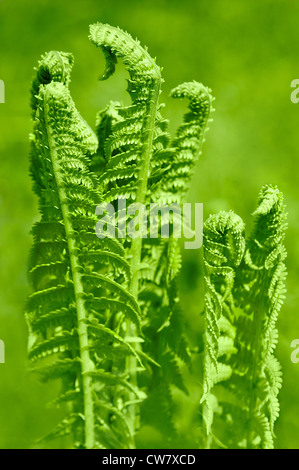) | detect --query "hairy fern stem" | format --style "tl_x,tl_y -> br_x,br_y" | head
245,272 -> 269,449
44,90 -> 95,448
26,23 -> 287,451
126,78 -> 162,438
